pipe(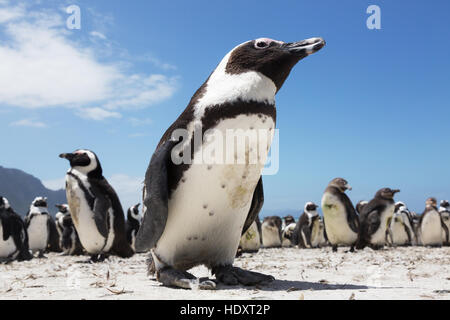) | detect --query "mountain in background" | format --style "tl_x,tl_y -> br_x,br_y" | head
0,165 -> 66,216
